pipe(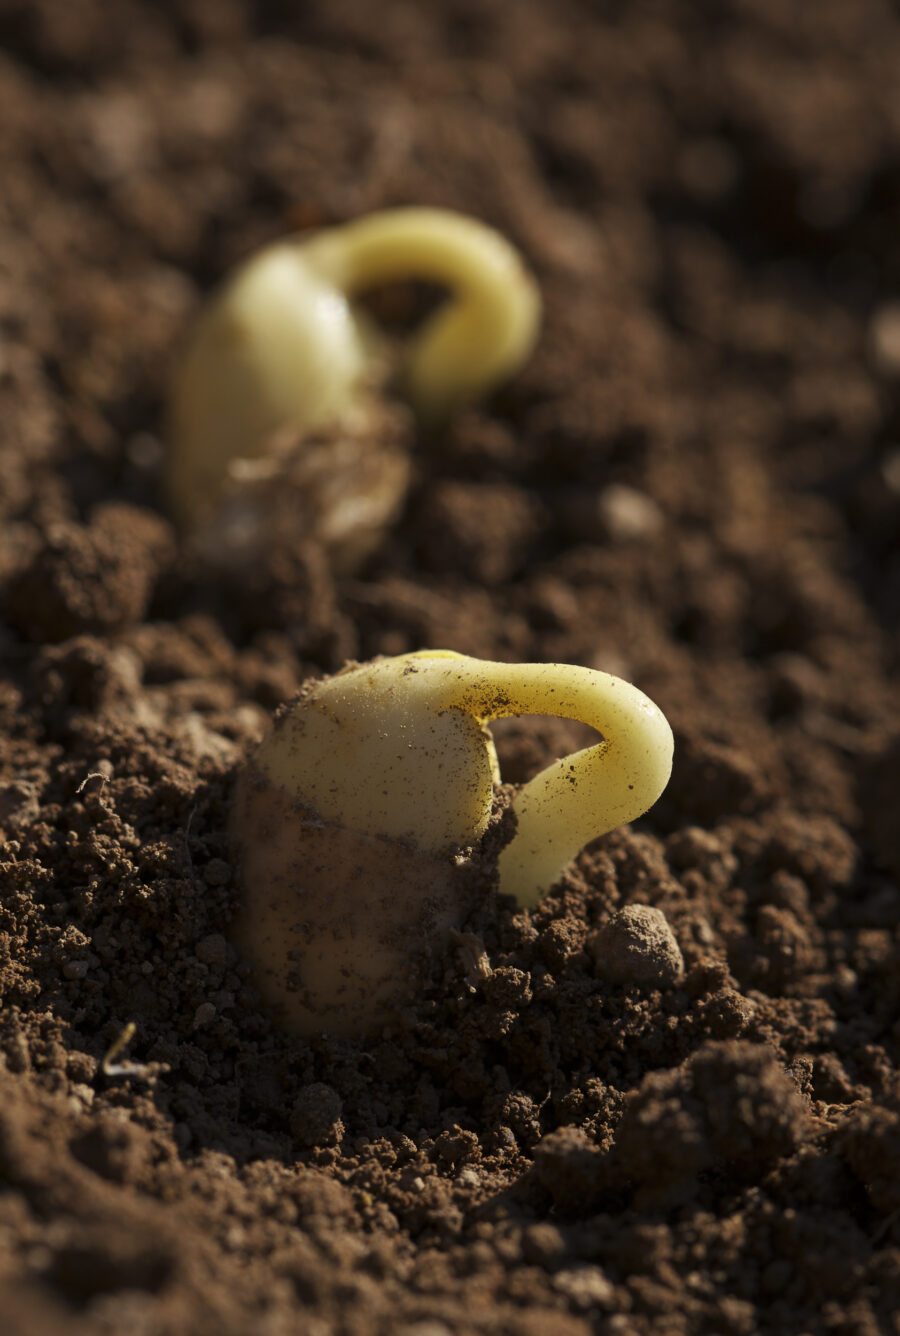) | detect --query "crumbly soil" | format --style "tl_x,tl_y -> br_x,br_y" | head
1,2 -> 900,1334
